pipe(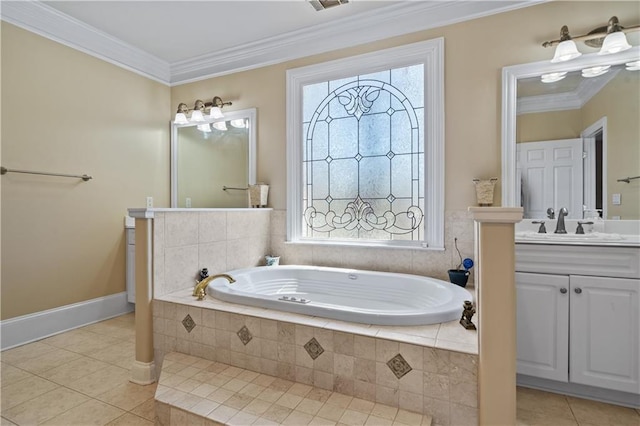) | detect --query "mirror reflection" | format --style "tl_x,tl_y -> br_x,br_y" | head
503,50 -> 640,220
171,108 -> 256,208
